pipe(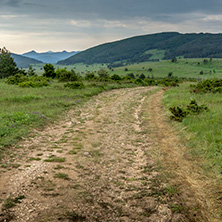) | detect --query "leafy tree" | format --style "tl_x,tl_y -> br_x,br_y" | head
0,47 -> 18,78
85,72 -> 96,80
168,72 -> 173,78
56,68 -> 78,82
139,73 -> 145,80
171,57 -> 177,63
43,63 -> 56,78
27,65 -> 36,76
111,74 -> 122,81
97,69 -> 109,80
